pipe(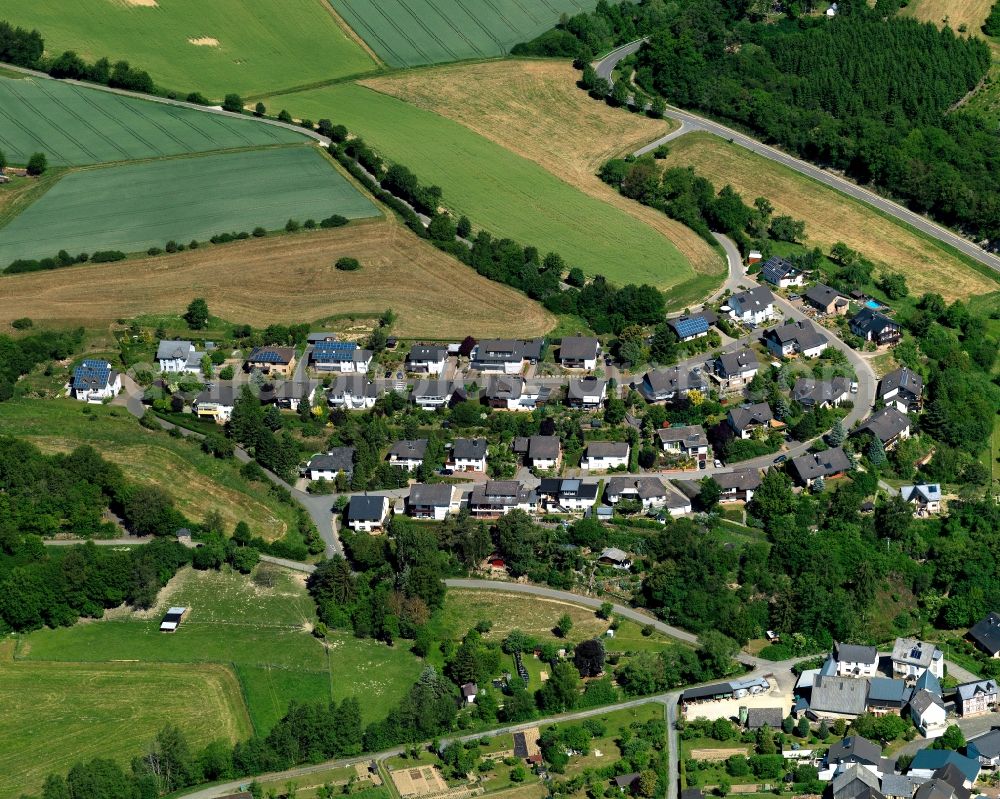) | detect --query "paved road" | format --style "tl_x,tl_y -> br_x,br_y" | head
594,41 -> 1000,278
